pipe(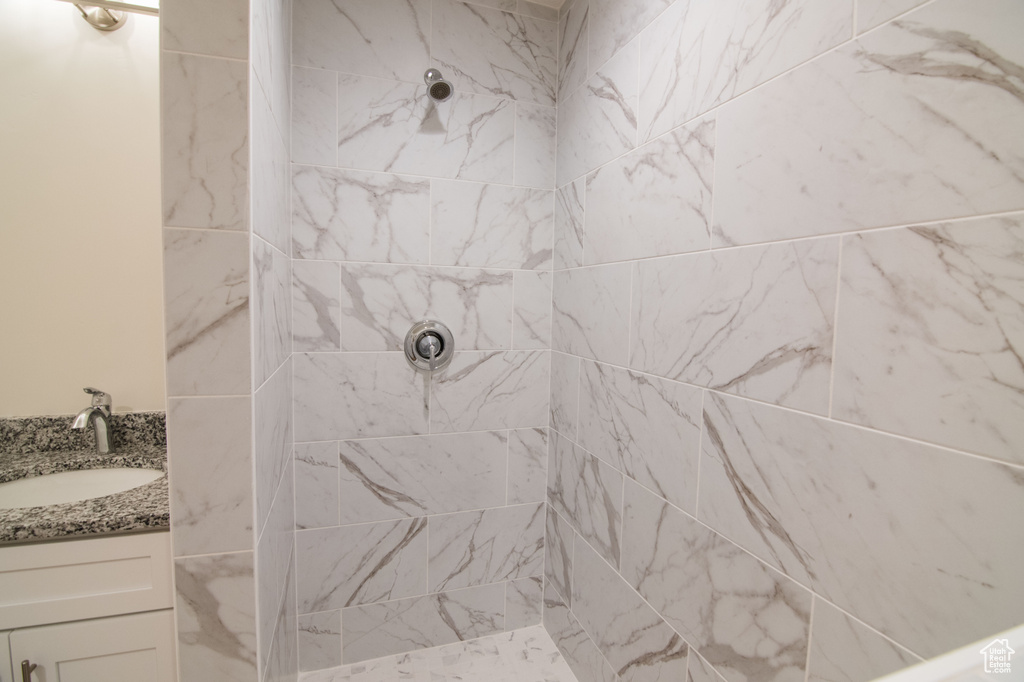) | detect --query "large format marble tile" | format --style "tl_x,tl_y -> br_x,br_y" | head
713,0 -> 1024,246
807,599 -> 920,682
630,239 -> 838,414
428,503 -> 545,591
292,0 -> 429,83
554,179 -> 585,270
571,539 -> 689,682
513,270 -> 552,350
169,397 -> 253,556
298,610 -> 341,672
254,360 -> 293,537
547,432 -> 622,568
578,361 -> 702,514
832,217 -> 1024,465
621,479 -> 812,682
431,180 -> 553,270
430,350 -> 550,432
251,78 -> 290,255
587,0 -> 672,77
552,263 -> 631,366
699,392 -> 1024,658
162,53 -> 248,231
161,0 -> 248,59
250,0 -> 290,147
292,67 -> 336,167
256,462 -> 296,677
550,352 -> 581,440
508,427 -> 548,505
292,260 -> 340,353
585,118 -> 714,264
506,576 -> 543,630
337,75 -> 515,184
639,0 -> 851,142
293,353 -> 428,441
557,41 -> 638,186
163,228 -> 250,396
545,505 -> 574,605
688,652 -> 727,682
432,0 -> 557,106
544,582 -> 618,682
294,442 -> 339,531
515,103 -> 557,189
337,431 -> 508,524
341,584 -> 504,664
292,166 -> 430,264
857,0 -> 928,33
296,517 -> 428,613
337,263 -> 512,351
252,236 -> 291,388
556,0 -> 589,102
175,552 -> 258,682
